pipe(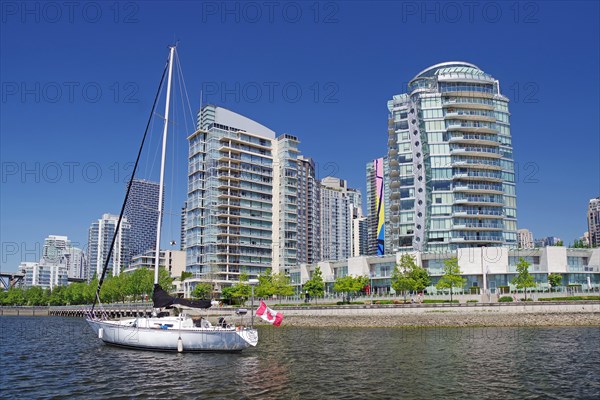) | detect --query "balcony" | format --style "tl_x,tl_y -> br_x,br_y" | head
451,208 -> 504,219
452,183 -> 503,194
452,222 -> 504,230
217,190 -> 240,199
219,153 -> 242,162
450,146 -> 501,158
453,195 -> 503,207
440,90 -> 494,99
217,162 -> 241,171
452,159 -> 502,171
217,181 -> 241,190
450,235 -> 503,243
444,113 -> 496,123
218,144 -> 242,153
443,102 -> 494,111
216,219 -> 240,227
448,133 -> 498,146
452,170 -> 502,182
